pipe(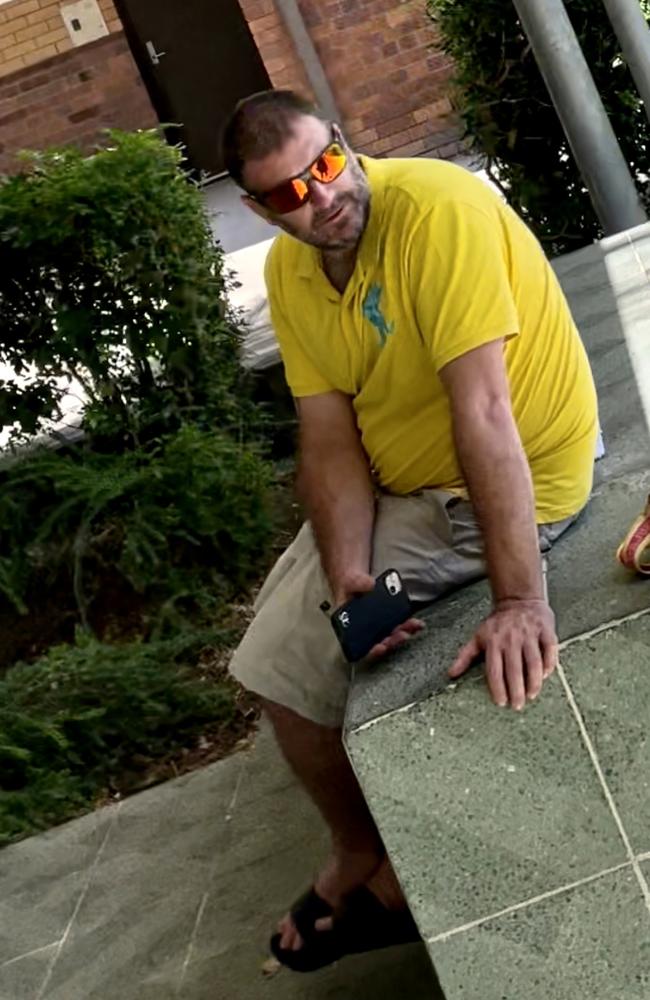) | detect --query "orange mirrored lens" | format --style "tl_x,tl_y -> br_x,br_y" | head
311,145 -> 346,183
261,141 -> 347,214
263,176 -> 309,214
290,177 -> 309,199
